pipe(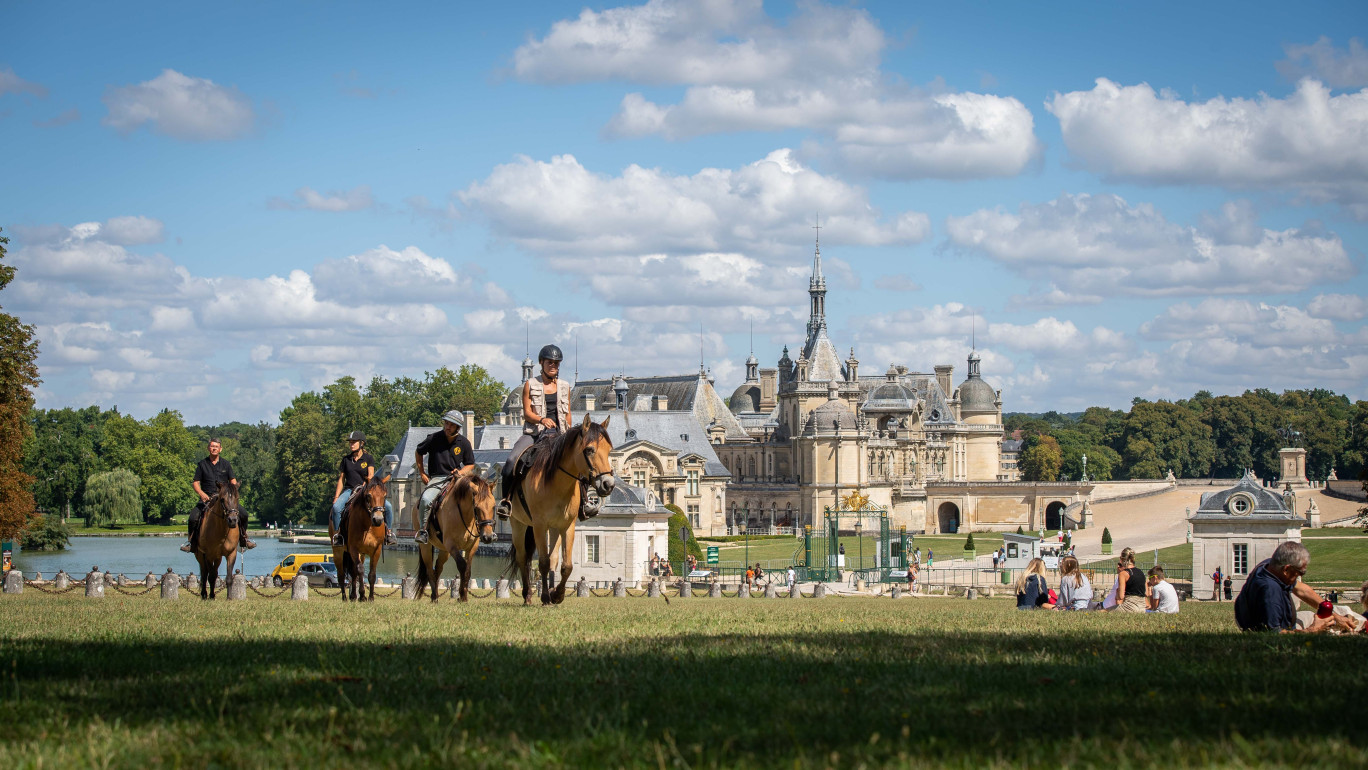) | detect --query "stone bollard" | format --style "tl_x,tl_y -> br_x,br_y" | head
511,579 -> 521,593
985,587 -> 994,598
480,578 -> 490,590
738,583 -> 750,598
647,579 -> 661,599
678,580 -> 690,599
145,573 -> 157,589
764,582 -> 777,599
790,583 -> 800,599
891,584 -> 902,599
495,579 -> 510,599
228,573 -> 246,601
117,573 -> 129,587
813,584 -> 827,599
32,571 -> 41,582
855,578 -> 865,592
85,569 -> 104,598
613,578 -> 626,598
576,578 -> 589,598
449,579 -> 460,599
709,581 -> 722,598
3,570 -> 22,594
965,588 -> 977,600
401,574 -> 417,600
161,570 -> 179,600
290,576 -> 309,601
54,571 -> 70,591
187,574 -> 200,593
